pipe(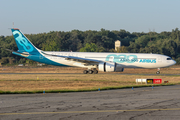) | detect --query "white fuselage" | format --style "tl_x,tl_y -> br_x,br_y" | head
41,51 -> 176,69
